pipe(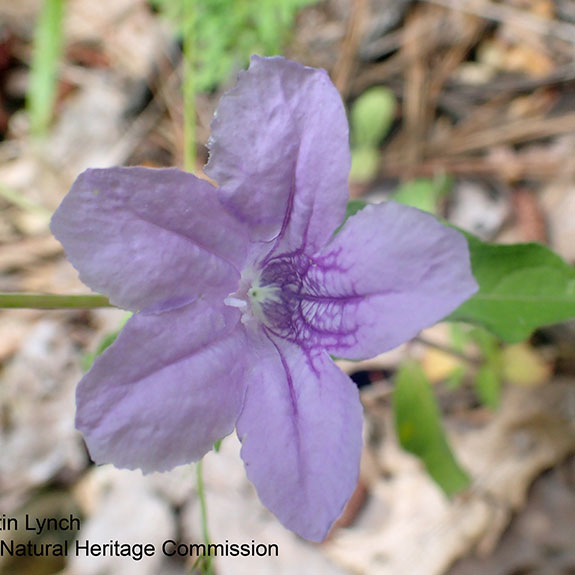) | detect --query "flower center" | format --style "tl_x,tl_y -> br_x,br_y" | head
224,256 -> 308,332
